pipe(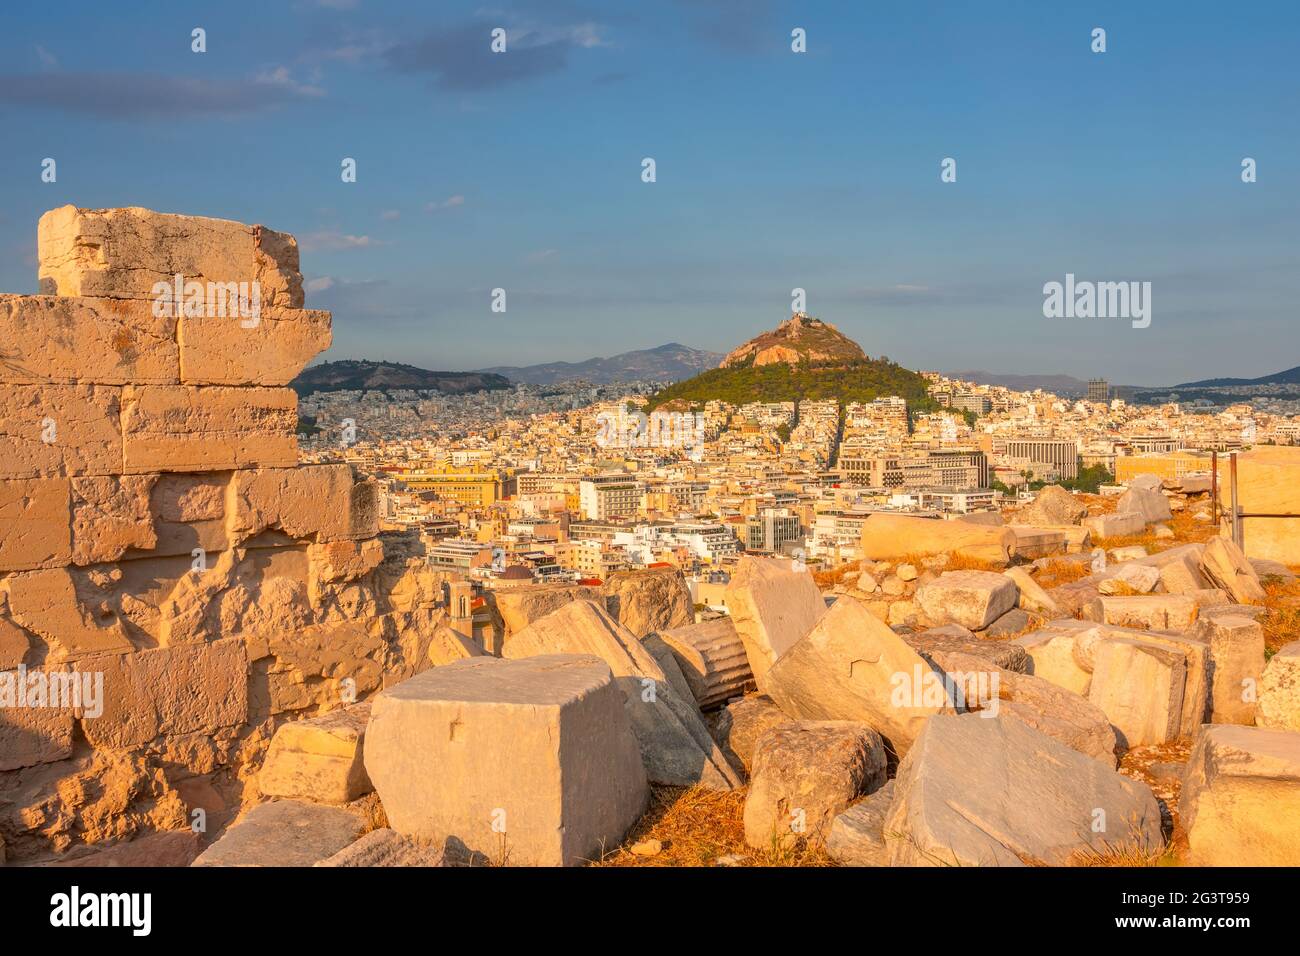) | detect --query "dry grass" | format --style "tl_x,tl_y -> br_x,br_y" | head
813,562 -> 858,589
935,552 -> 1004,573
1033,558 -> 1092,590
590,785 -> 836,867
1261,574 -> 1300,655
1064,843 -> 1176,867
